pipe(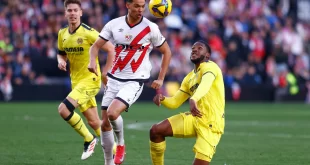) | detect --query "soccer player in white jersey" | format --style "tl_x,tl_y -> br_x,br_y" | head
88,0 -> 171,164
